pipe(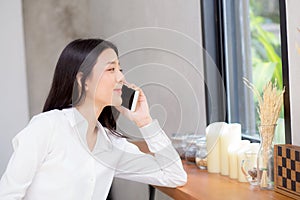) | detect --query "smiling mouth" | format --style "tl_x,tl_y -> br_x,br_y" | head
113,89 -> 122,95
